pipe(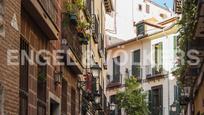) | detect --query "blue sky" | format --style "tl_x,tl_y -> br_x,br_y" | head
153,0 -> 173,9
